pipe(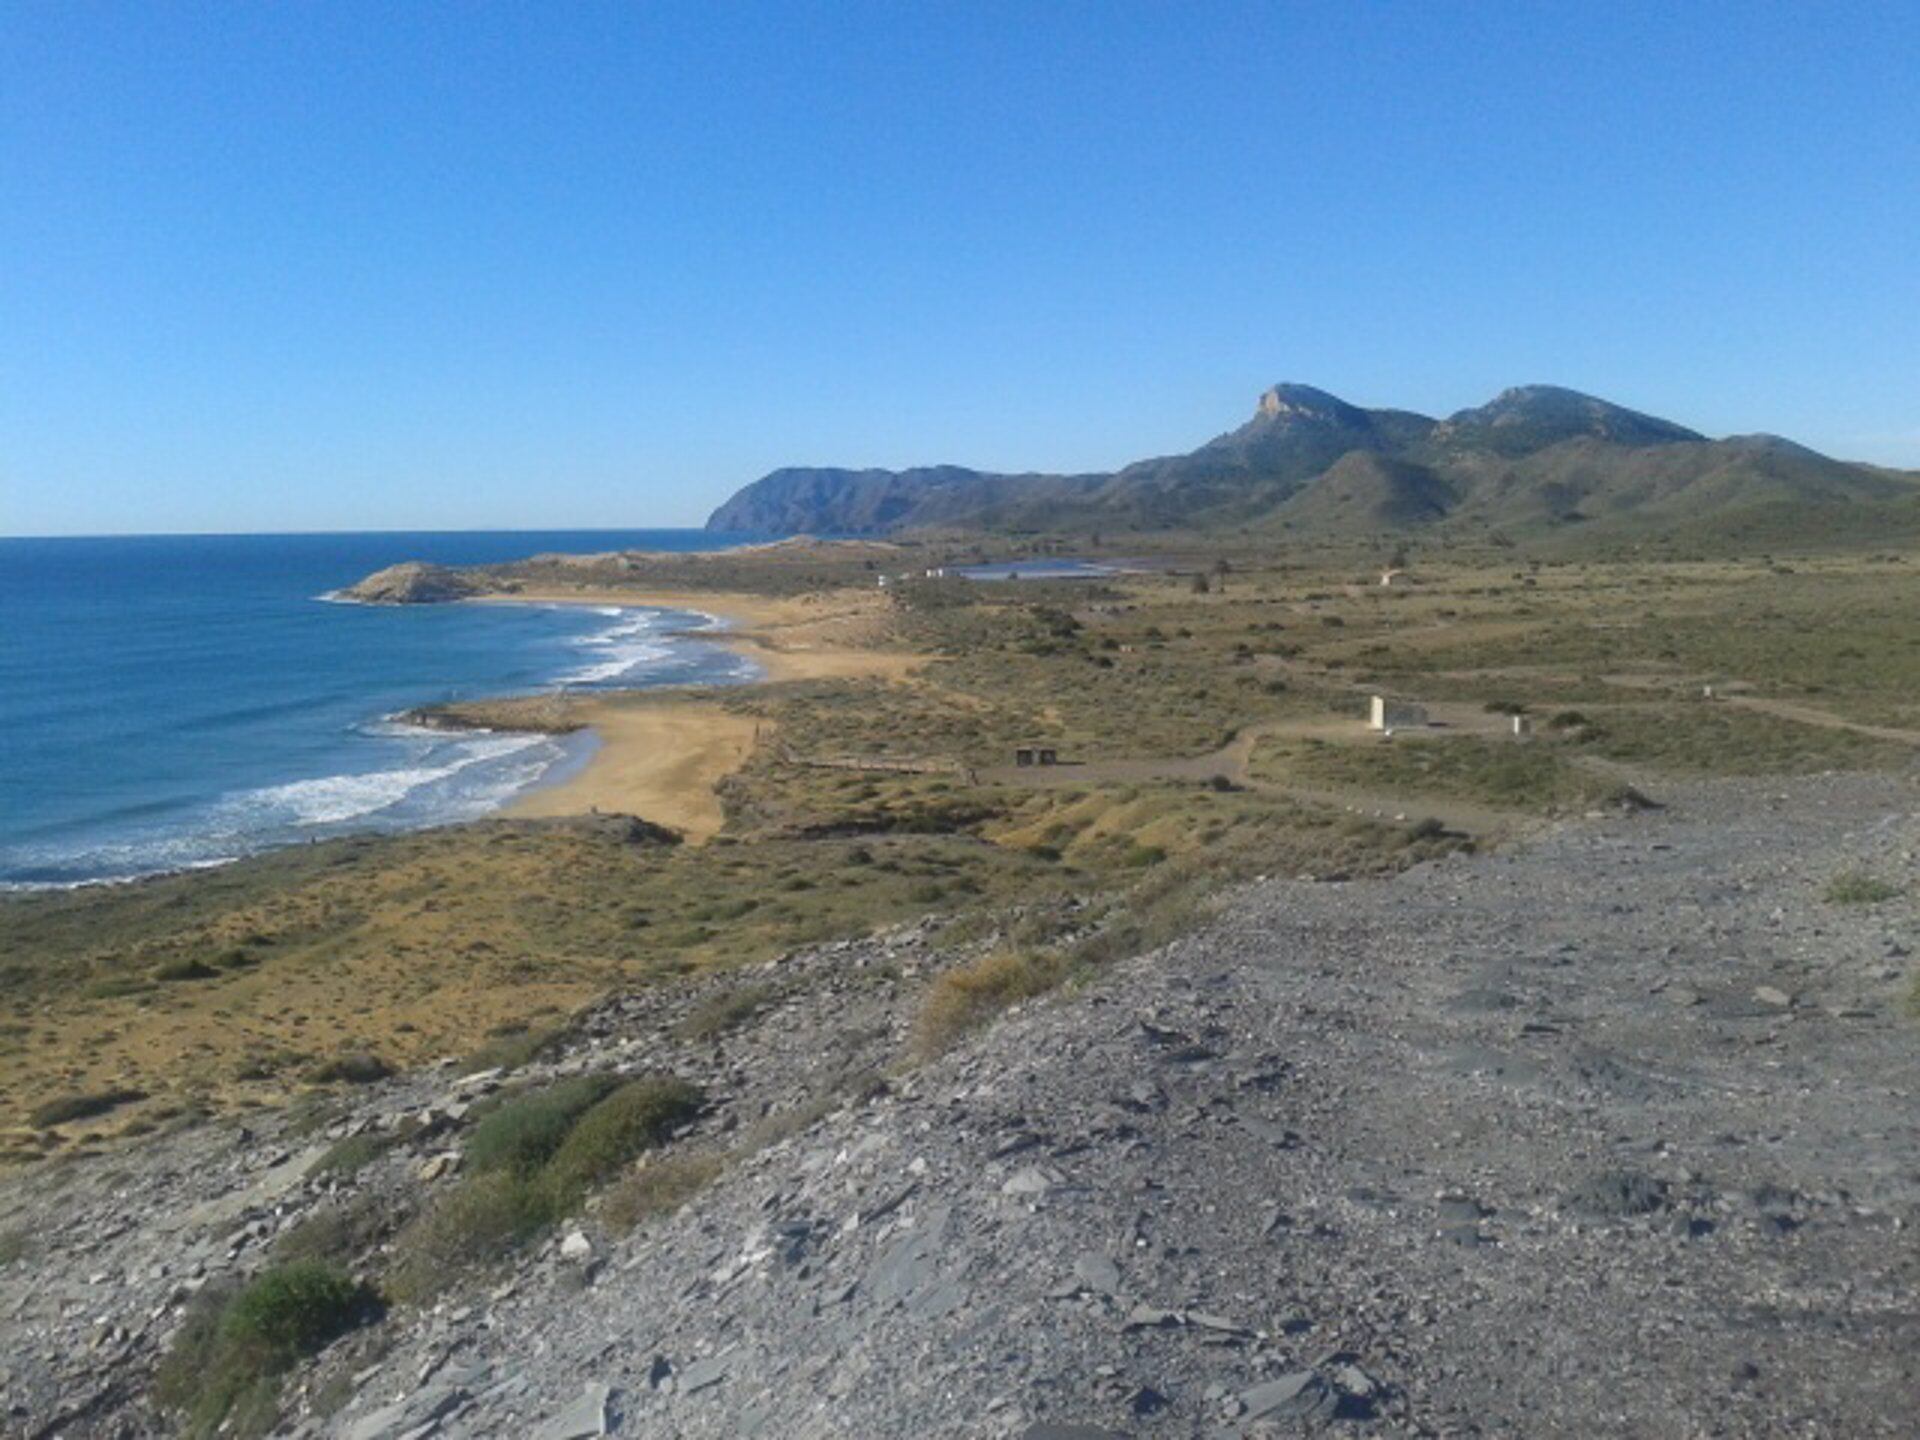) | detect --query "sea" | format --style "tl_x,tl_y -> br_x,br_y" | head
0,530 -> 766,889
